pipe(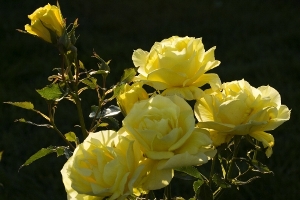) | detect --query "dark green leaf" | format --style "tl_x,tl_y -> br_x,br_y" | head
81,77 -> 98,89
102,105 -> 121,117
251,159 -> 273,174
14,118 -> 52,128
103,117 -> 120,131
36,84 -> 64,100
89,105 -> 100,119
89,105 -> 121,119
145,190 -> 156,200
232,176 -> 260,185
92,51 -> 110,72
64,147 -> 73,159
174,170 -> 197,181
212,174 -> 231,188
175,166 -> 203,180
120,68 -> 136,84
197,182 -> 213,200
193,179 -> 204,193
4,101 -> 34,110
